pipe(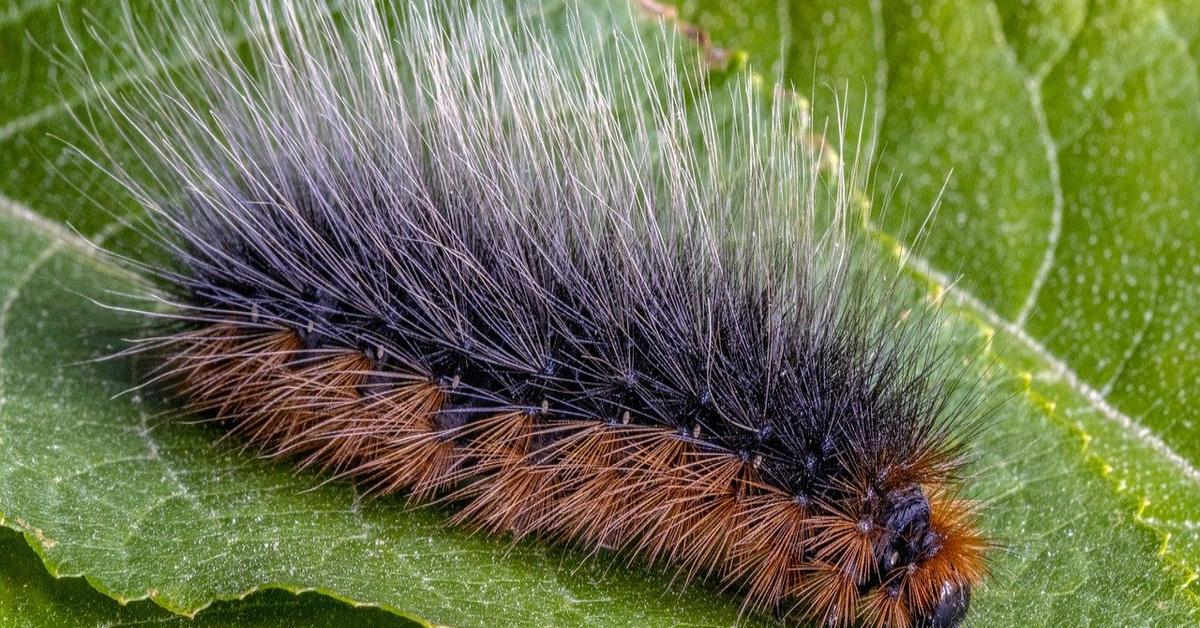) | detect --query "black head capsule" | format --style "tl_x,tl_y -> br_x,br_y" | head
916,581 -> 971,628
875,484 -> 972,627
877,484 -> 934,572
